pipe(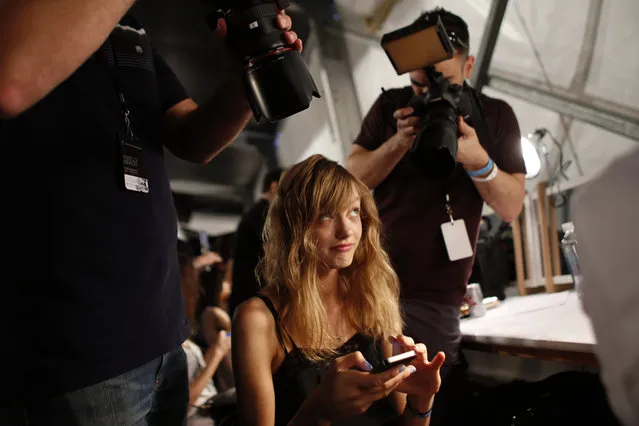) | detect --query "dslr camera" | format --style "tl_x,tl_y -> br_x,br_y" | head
204,0 -> 320,122
381,16 -> 476,179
